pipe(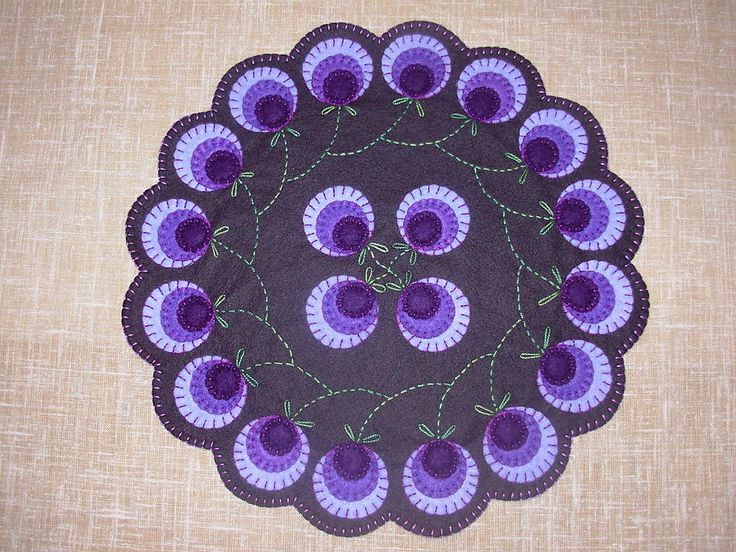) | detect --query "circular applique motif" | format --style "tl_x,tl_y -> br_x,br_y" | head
124,21 -> 647,538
